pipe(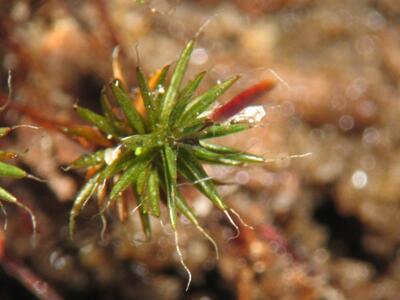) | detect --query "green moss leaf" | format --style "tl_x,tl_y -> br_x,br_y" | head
159,39 -> 195,125
110,80 -> 146,134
